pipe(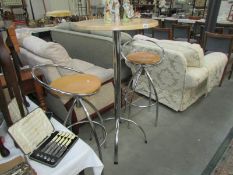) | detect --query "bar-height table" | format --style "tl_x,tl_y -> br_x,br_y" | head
75,18 -> 158,164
